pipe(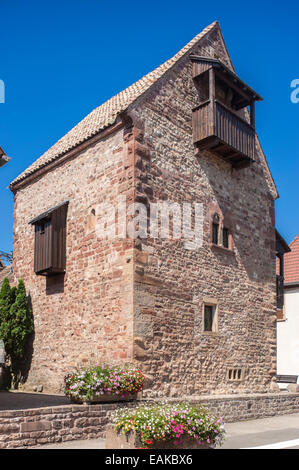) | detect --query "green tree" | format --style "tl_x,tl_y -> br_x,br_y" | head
8,280 -> 33,360
0,279 -> 33,360
0,277 -> 12,324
